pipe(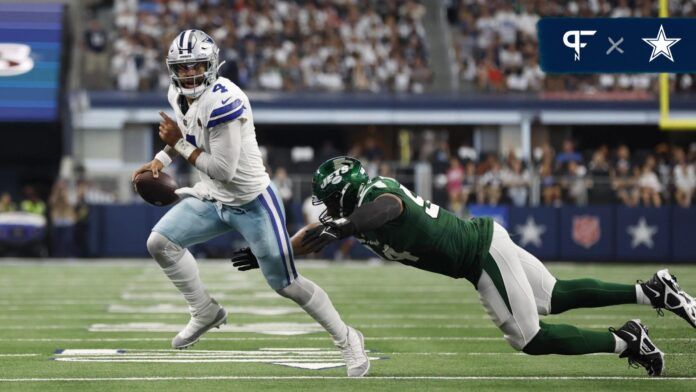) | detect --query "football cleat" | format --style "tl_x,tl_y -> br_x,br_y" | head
171,298 -> 227,349
610,319 -> 664,377
334,326 -> 370,377
639,269 -> 696,328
